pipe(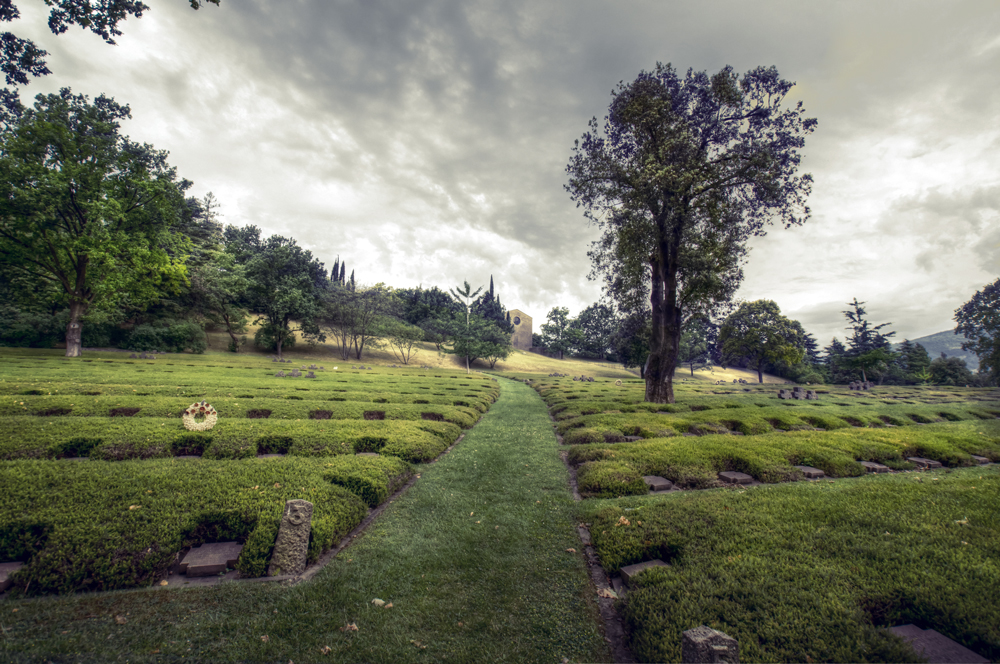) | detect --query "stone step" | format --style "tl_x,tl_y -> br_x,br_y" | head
970,455 -> 990,465
860,461 -> 890,473
620,559 -> 668,586
718,471 -> 753,485
179,542 -> 243,577
888,624 -> 988,663
0,562 -> 24,592
642,475 -> 673,492
907,457 -> 943,469
794,465 -> 825,479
